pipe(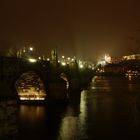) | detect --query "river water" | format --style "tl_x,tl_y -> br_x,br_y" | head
1,75 -> 140,139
